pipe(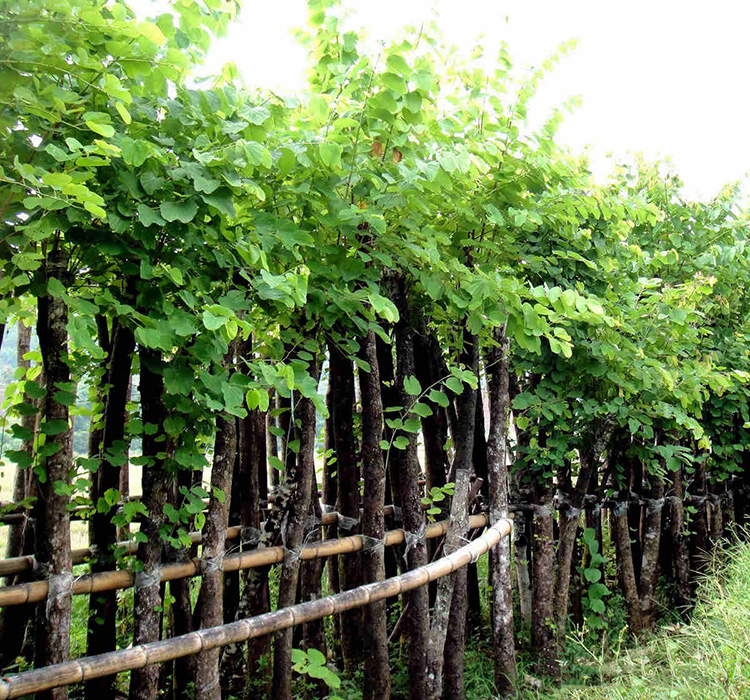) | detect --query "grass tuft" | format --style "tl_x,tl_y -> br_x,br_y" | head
557,536 -> 750,699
